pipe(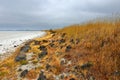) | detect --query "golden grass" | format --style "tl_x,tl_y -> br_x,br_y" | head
56,20 -> 120,80
0,47 -> 21,79
26,69 -> 39,79
0,19 -> 120,80
19,60 -> 28,65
